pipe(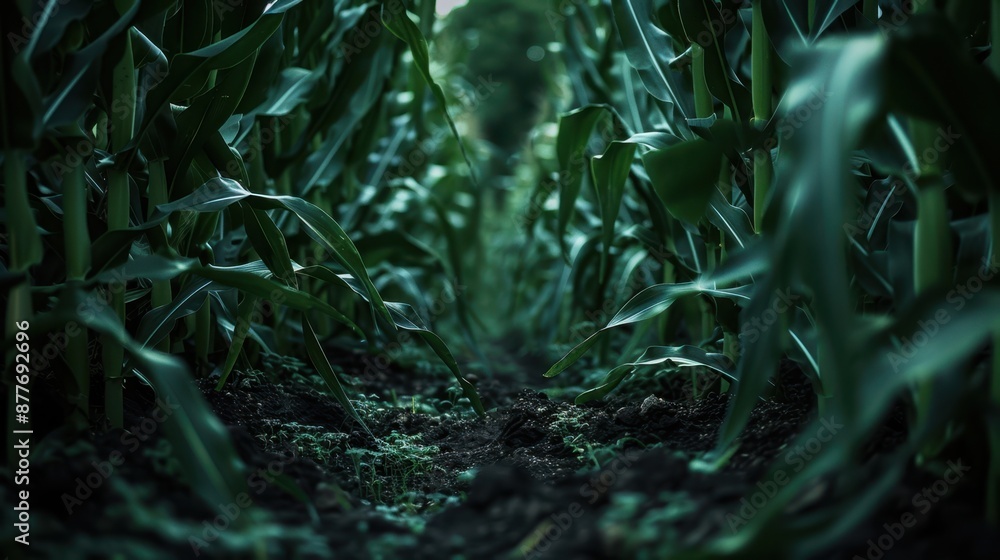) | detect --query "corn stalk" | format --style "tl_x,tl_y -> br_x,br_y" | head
64,163 -> 91,426
4,152 -> 41,466
752,0 -> 773,233
103,20 -> 136,428
910,1 -> 954,461
148,159 -> 171,353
